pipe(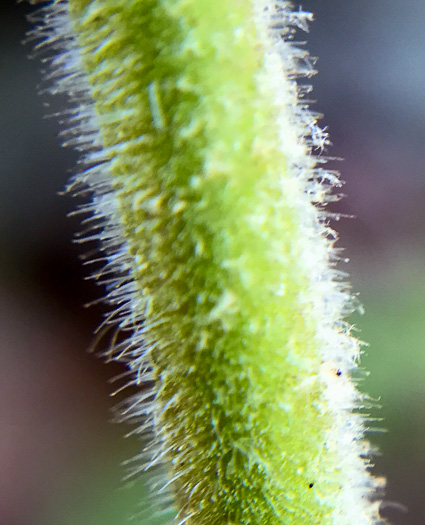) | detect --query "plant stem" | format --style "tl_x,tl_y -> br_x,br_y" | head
31,1 -> 385,523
